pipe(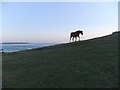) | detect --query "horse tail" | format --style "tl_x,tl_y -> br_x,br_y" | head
70,33 -> 72,40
